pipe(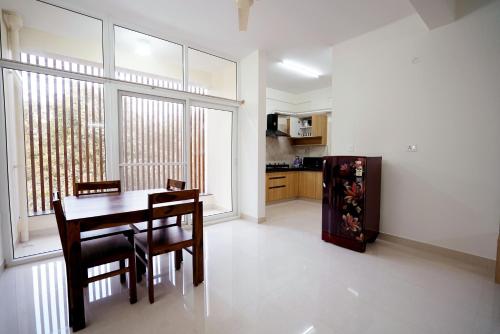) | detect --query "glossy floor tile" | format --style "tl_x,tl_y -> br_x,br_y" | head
0,200 -> 498,333
14,233 -> 62,259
